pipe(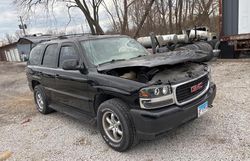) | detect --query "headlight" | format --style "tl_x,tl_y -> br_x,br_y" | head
154,88 -> 160,96
162,86 -> 170,95
139,85 -> 172,98
139,85 -> 174,109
